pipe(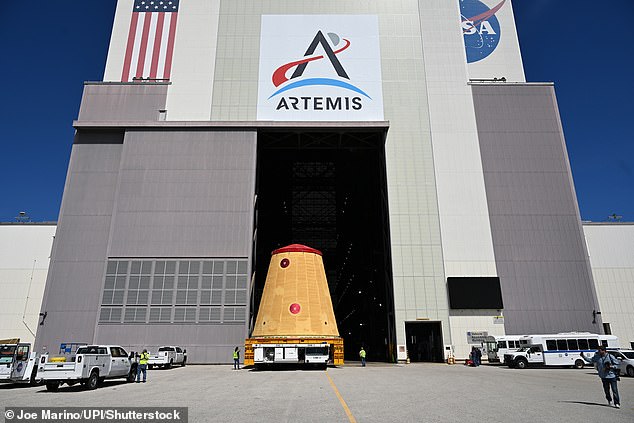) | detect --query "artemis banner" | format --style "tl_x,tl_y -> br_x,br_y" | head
257,15 -> 384,121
